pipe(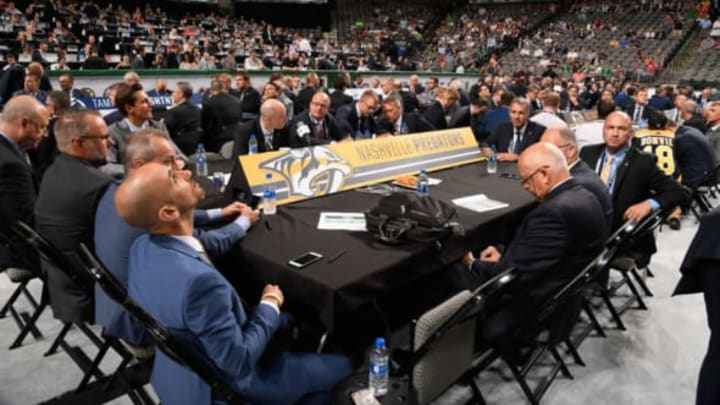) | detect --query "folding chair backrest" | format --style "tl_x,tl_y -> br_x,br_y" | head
76,244 -> 245,405
605,219 -> 637,255
412,290 -> 474,405
11,221 -> 83,284
409,267 -> 518,404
